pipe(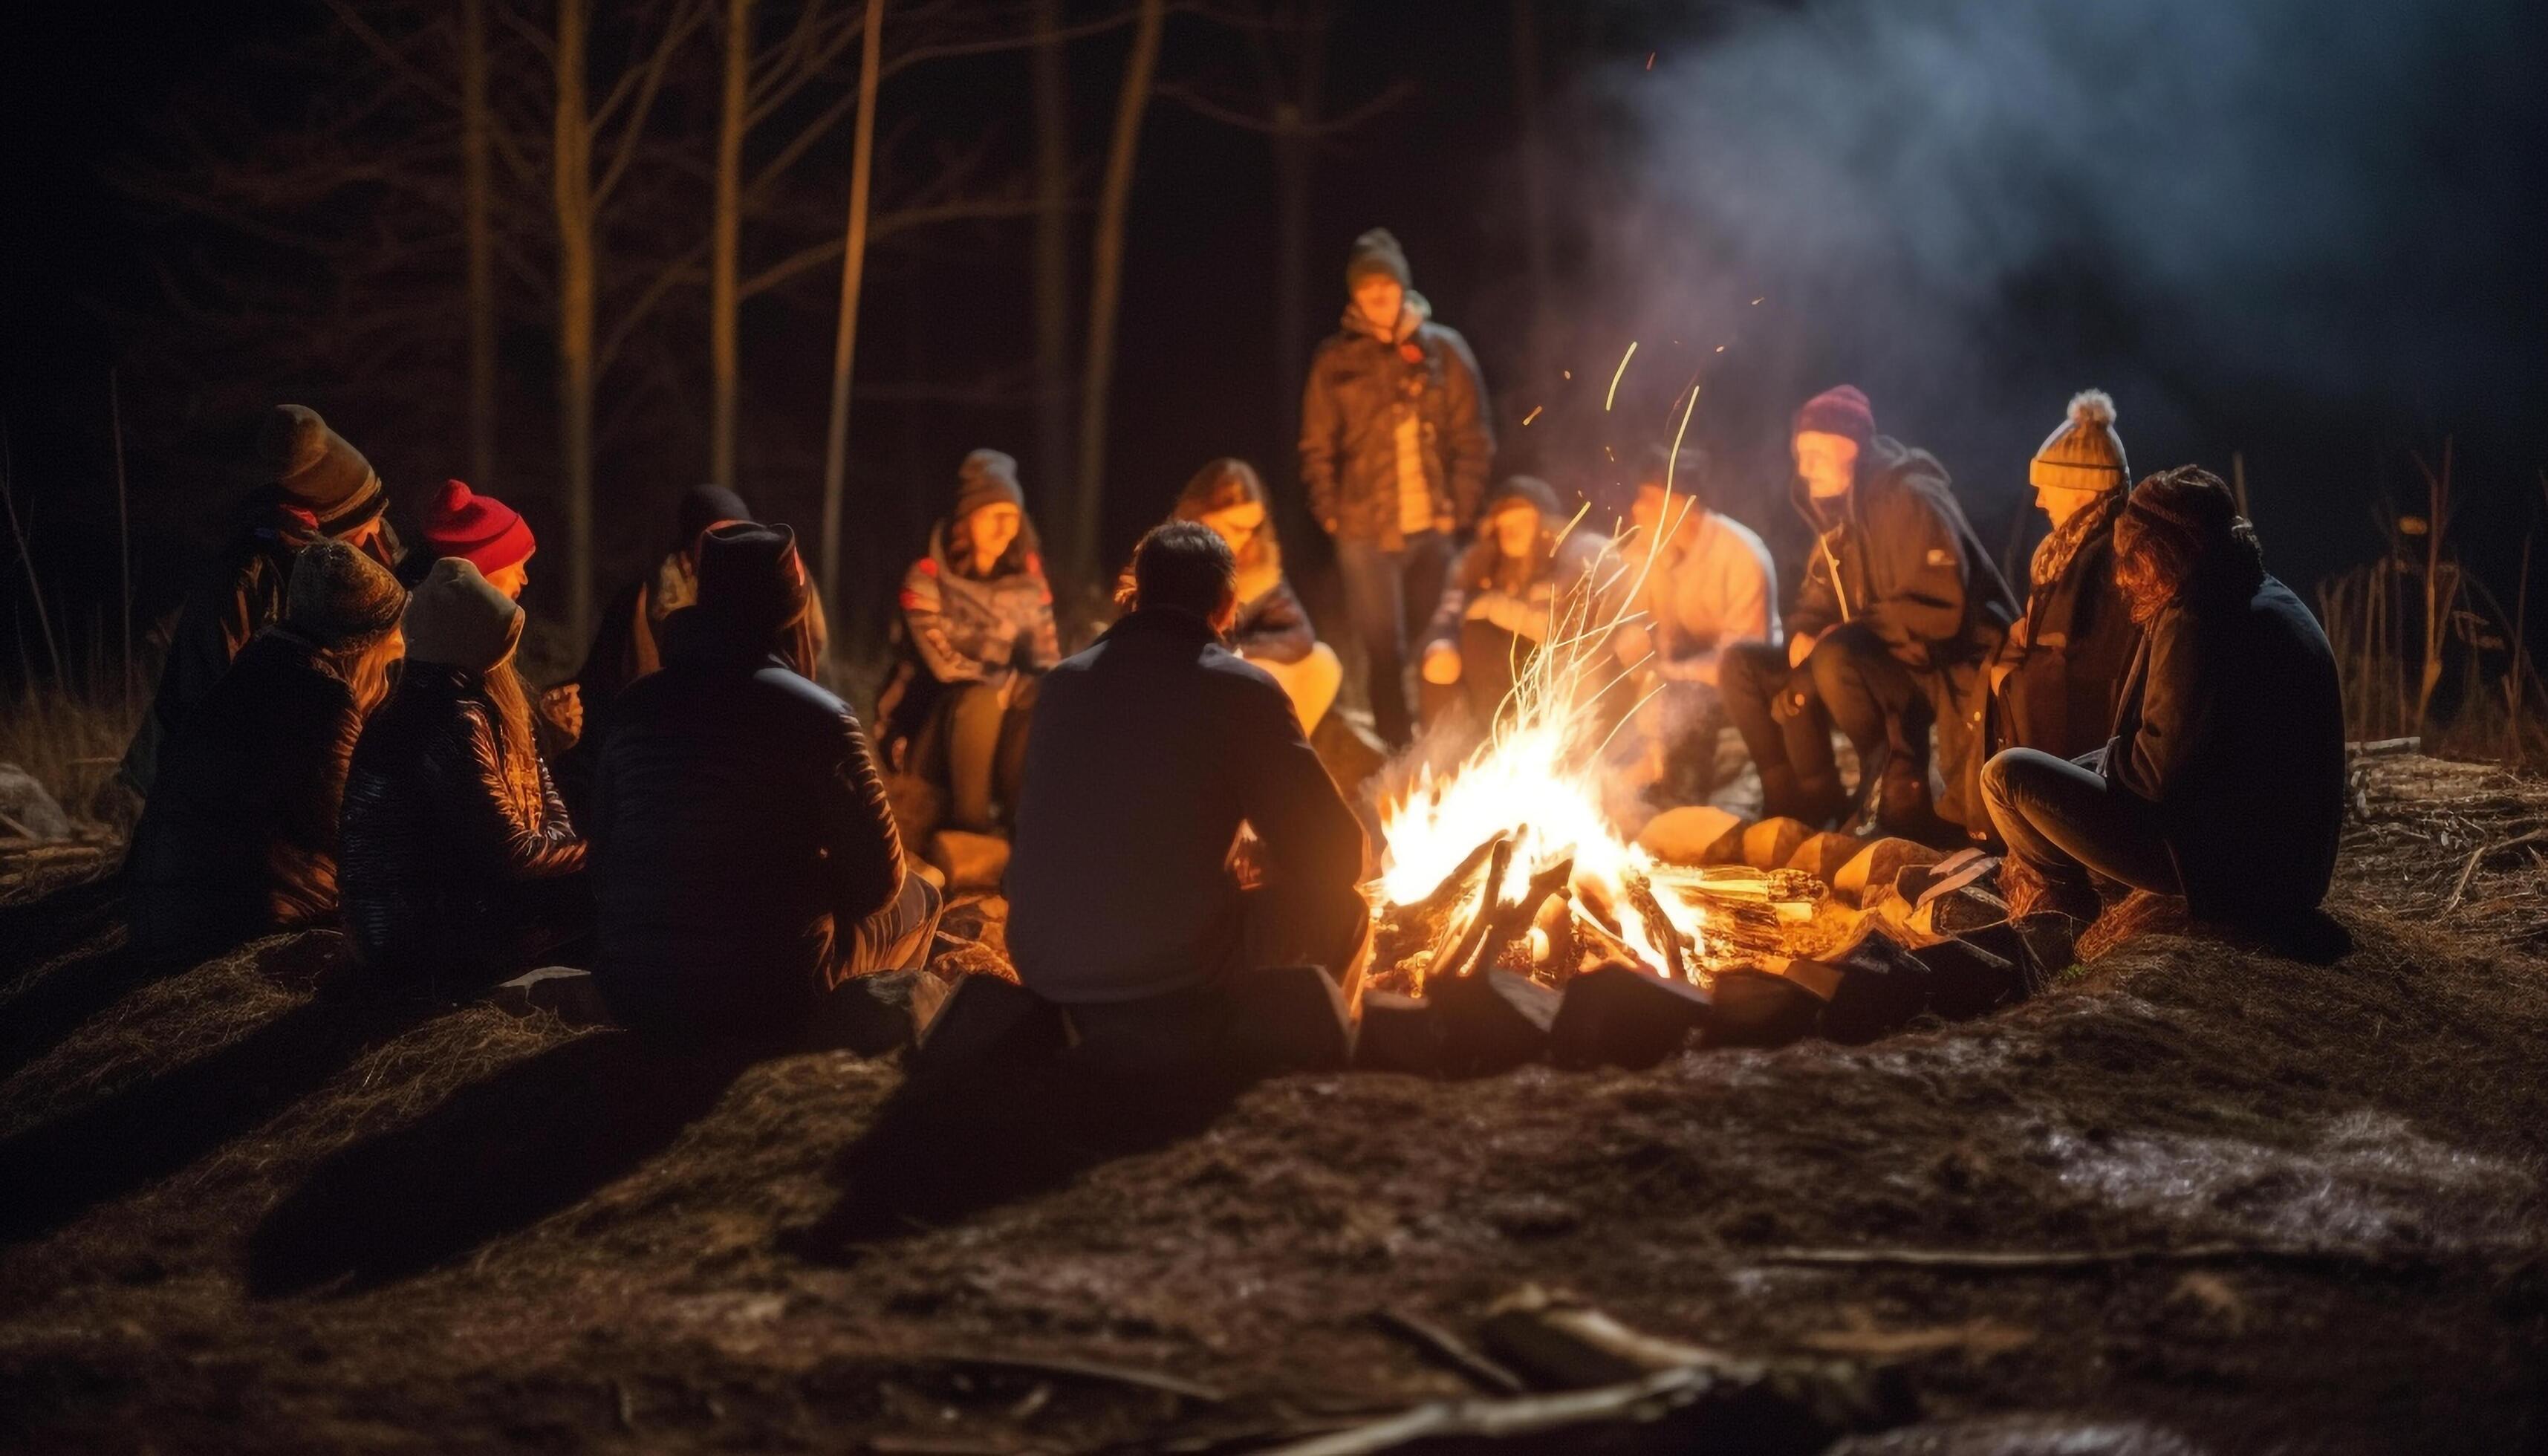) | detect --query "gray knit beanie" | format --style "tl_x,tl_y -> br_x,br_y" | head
952,449 -> 1026,522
